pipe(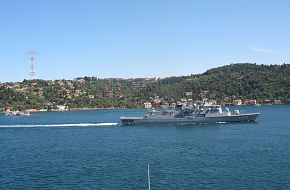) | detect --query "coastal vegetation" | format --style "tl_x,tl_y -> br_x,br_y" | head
0,63 -> 289,110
